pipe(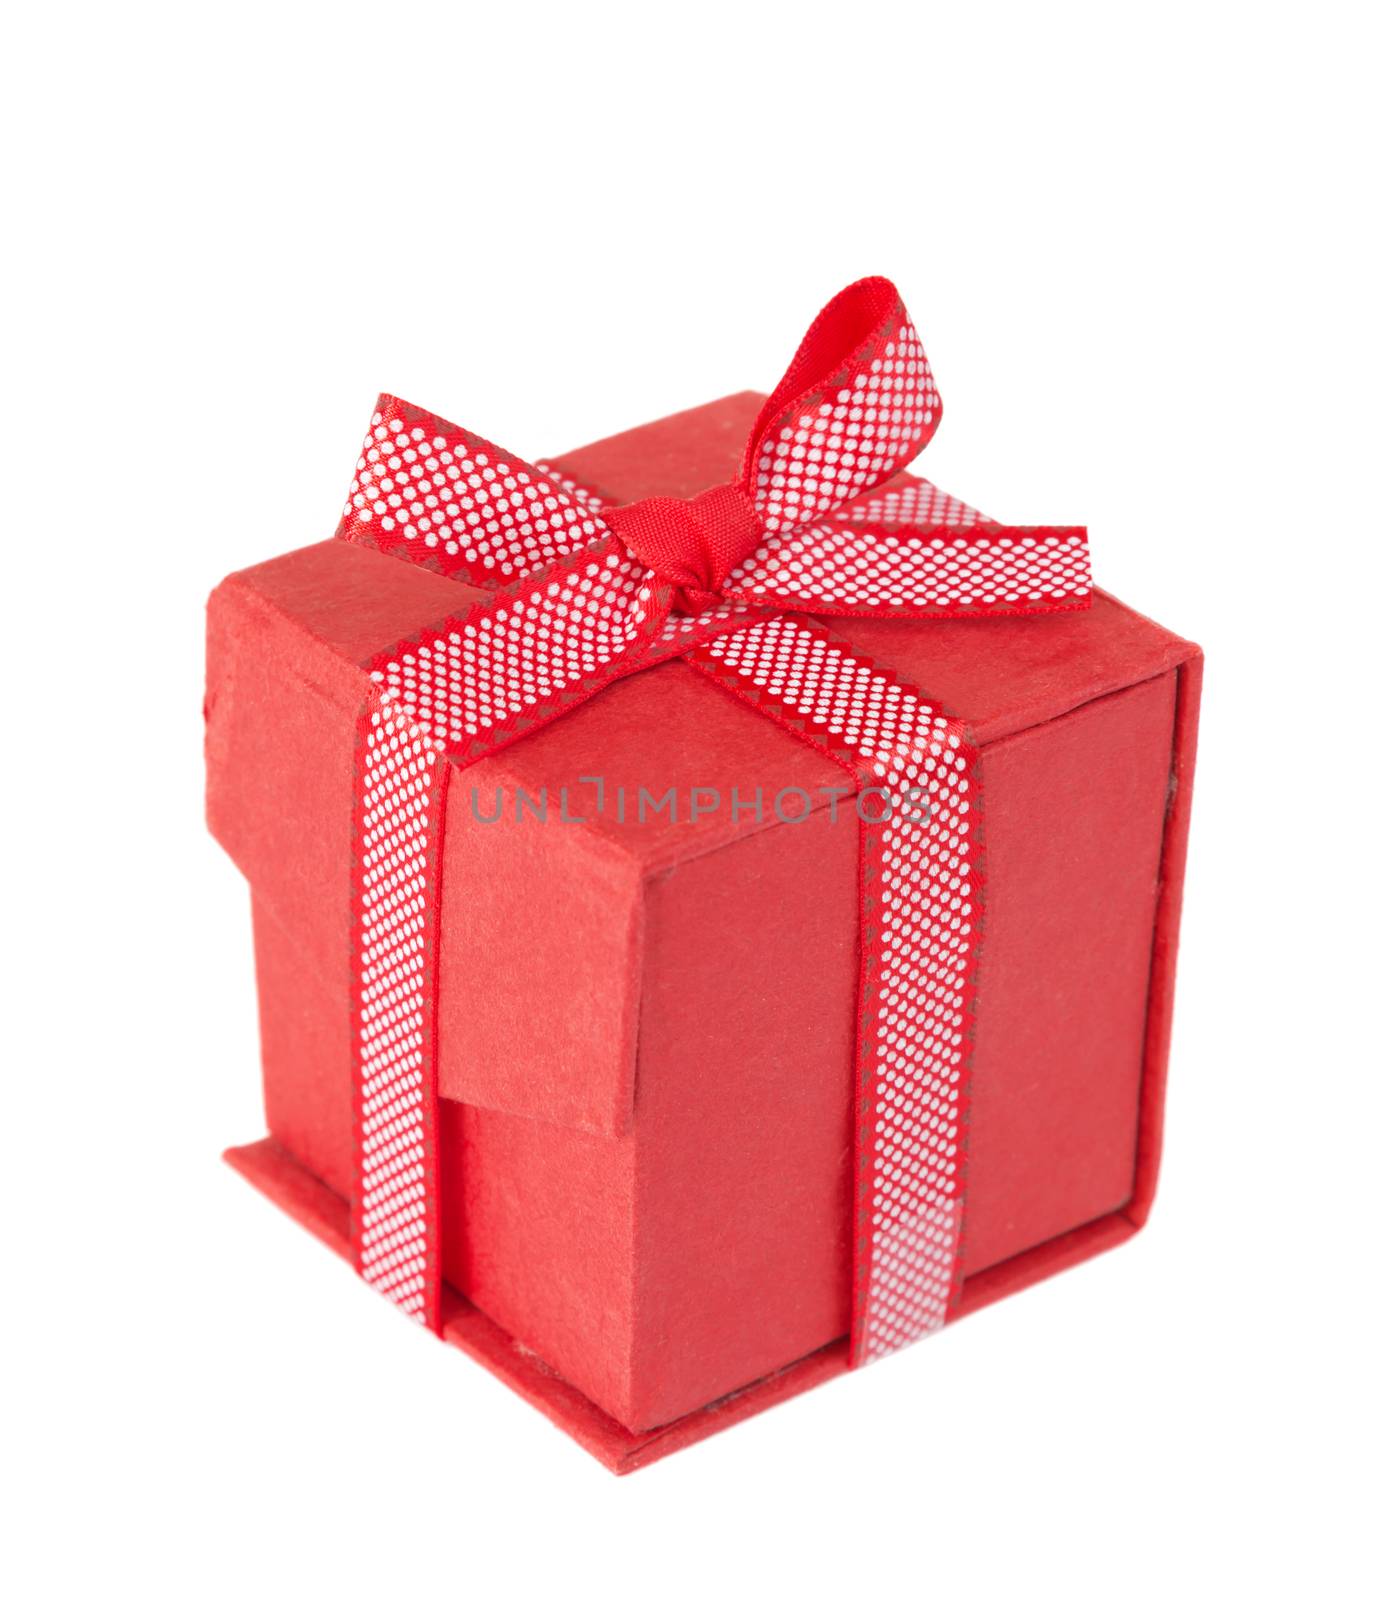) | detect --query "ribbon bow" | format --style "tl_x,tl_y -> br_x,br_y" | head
338,278 -> 1090,1367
